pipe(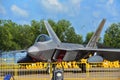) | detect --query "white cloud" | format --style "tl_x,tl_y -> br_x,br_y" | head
11,5 -> 28,17
107,0 -> 114,5
40,0 -> 82,16
93,11 -> 100,18
0,5 -> 6,15
41,0 -> 65,13
106,0 -> 118,16
69,0 -> 82,7
68,0 -> 82,16
95,0 -> 118,17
